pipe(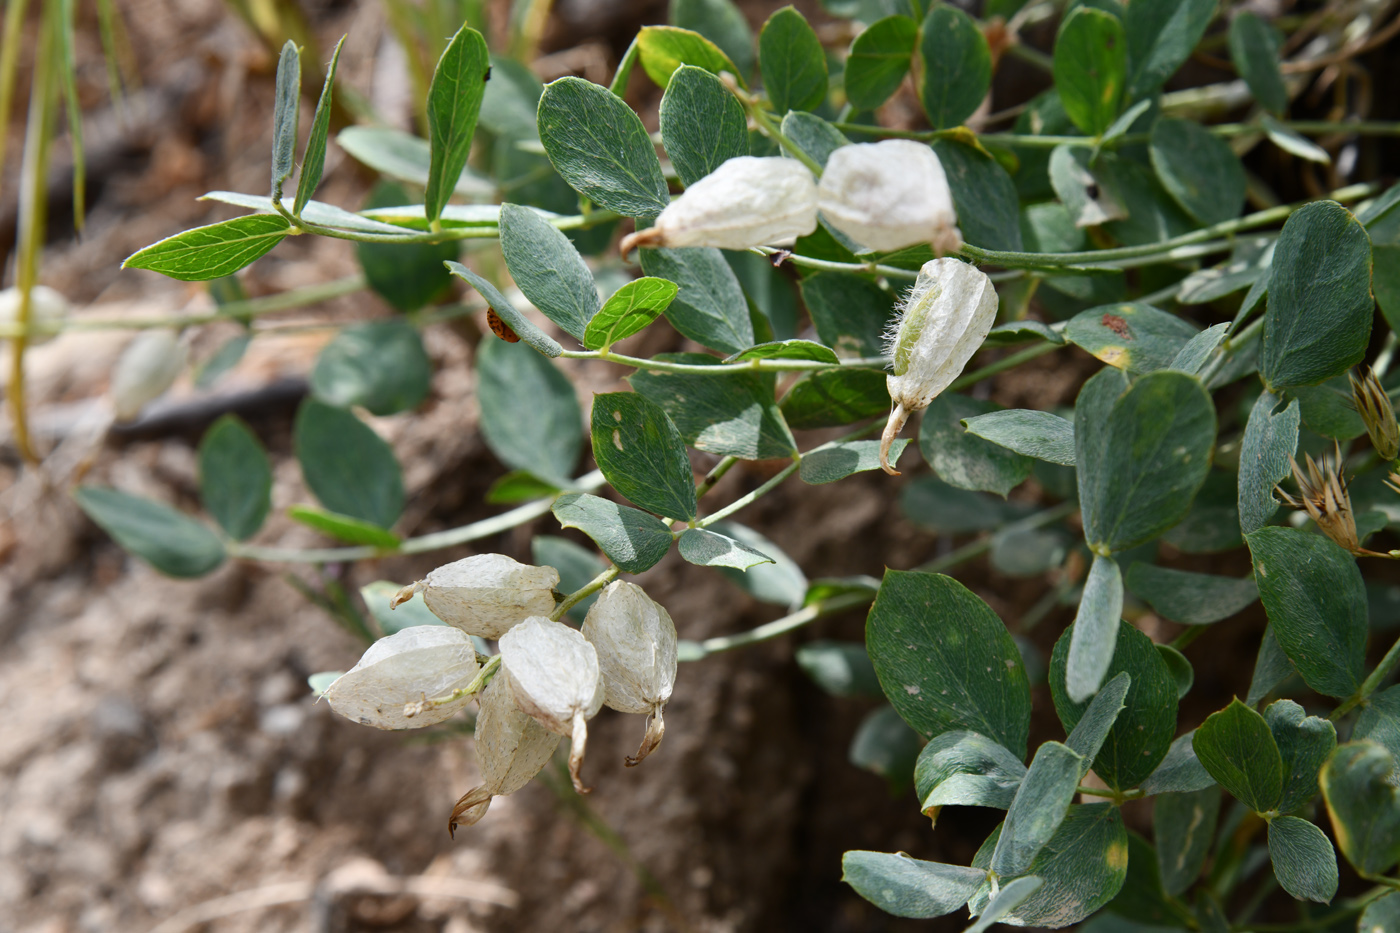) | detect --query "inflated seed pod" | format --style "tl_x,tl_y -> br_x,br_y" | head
323,625 -> 480,730
581,581 -> 677,766
498,617 -> 605,794
619,156 -> 818,255
448,667 -> 562,835
396,554 -> 559,639
0,284 -> 70,345
817,140 -> 962,253
880,258 -> 999,475
111,329 -> 188,421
